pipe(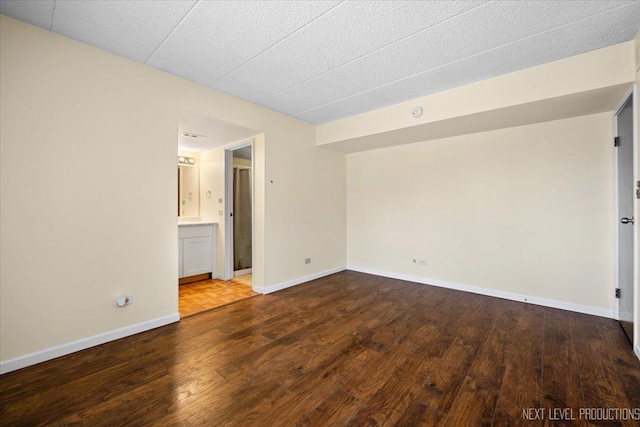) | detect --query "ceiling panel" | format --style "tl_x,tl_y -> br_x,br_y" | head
295,2 -> 640,124
0,0 -> 54,29
50,1 -> 196,63
212,1 -> 486,103
262,0 -> 633,119
2,0 -> 638,125
147,1 -> 340,88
